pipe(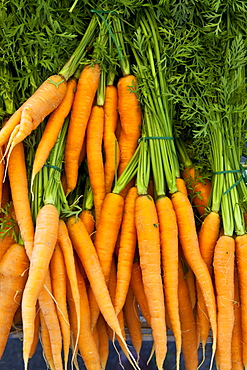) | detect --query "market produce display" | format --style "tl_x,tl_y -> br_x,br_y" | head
1,1 -> 247,369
